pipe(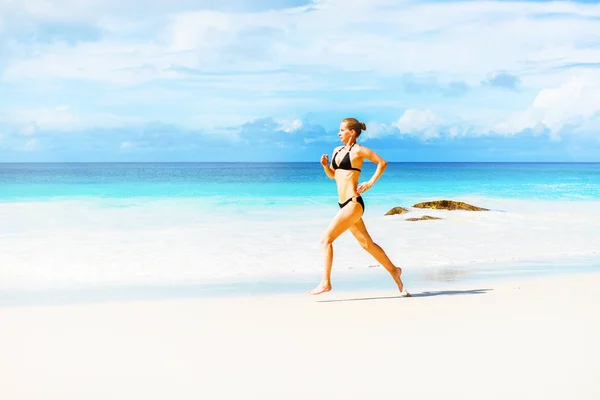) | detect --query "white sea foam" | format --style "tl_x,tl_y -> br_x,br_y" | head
1,197 -> 599,290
